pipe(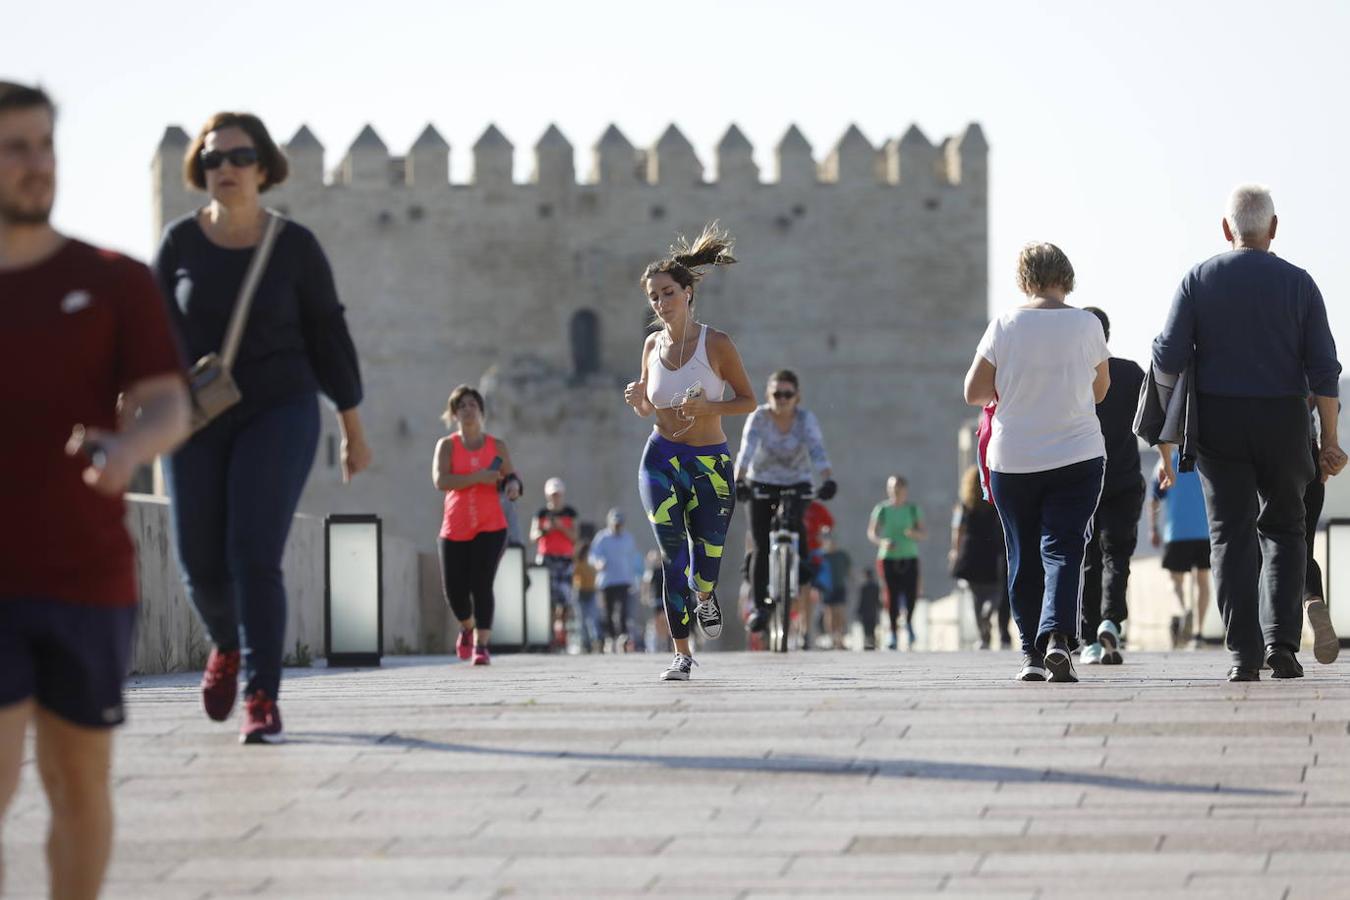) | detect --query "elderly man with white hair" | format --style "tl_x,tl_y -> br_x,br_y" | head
1152,185 -> 1344,682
